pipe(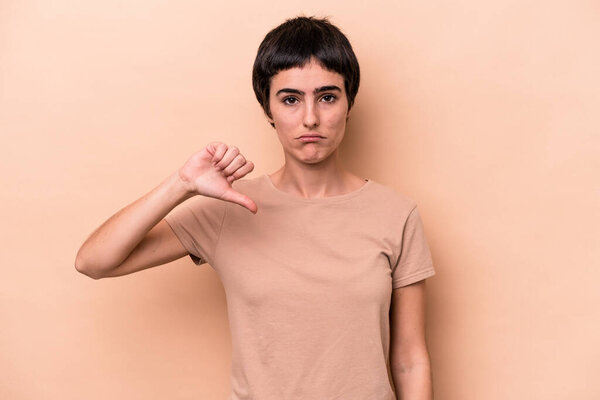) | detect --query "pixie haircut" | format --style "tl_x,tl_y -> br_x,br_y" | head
252,16 -> 360,124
